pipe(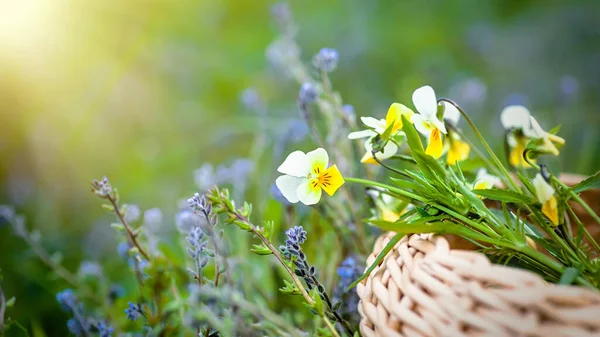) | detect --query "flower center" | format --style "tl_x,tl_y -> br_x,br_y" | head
308,165 -> 332,190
